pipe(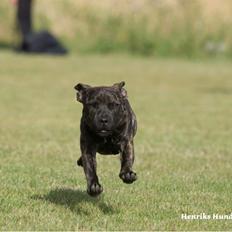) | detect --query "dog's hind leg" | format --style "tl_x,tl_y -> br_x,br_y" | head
77,157 -> 83,167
